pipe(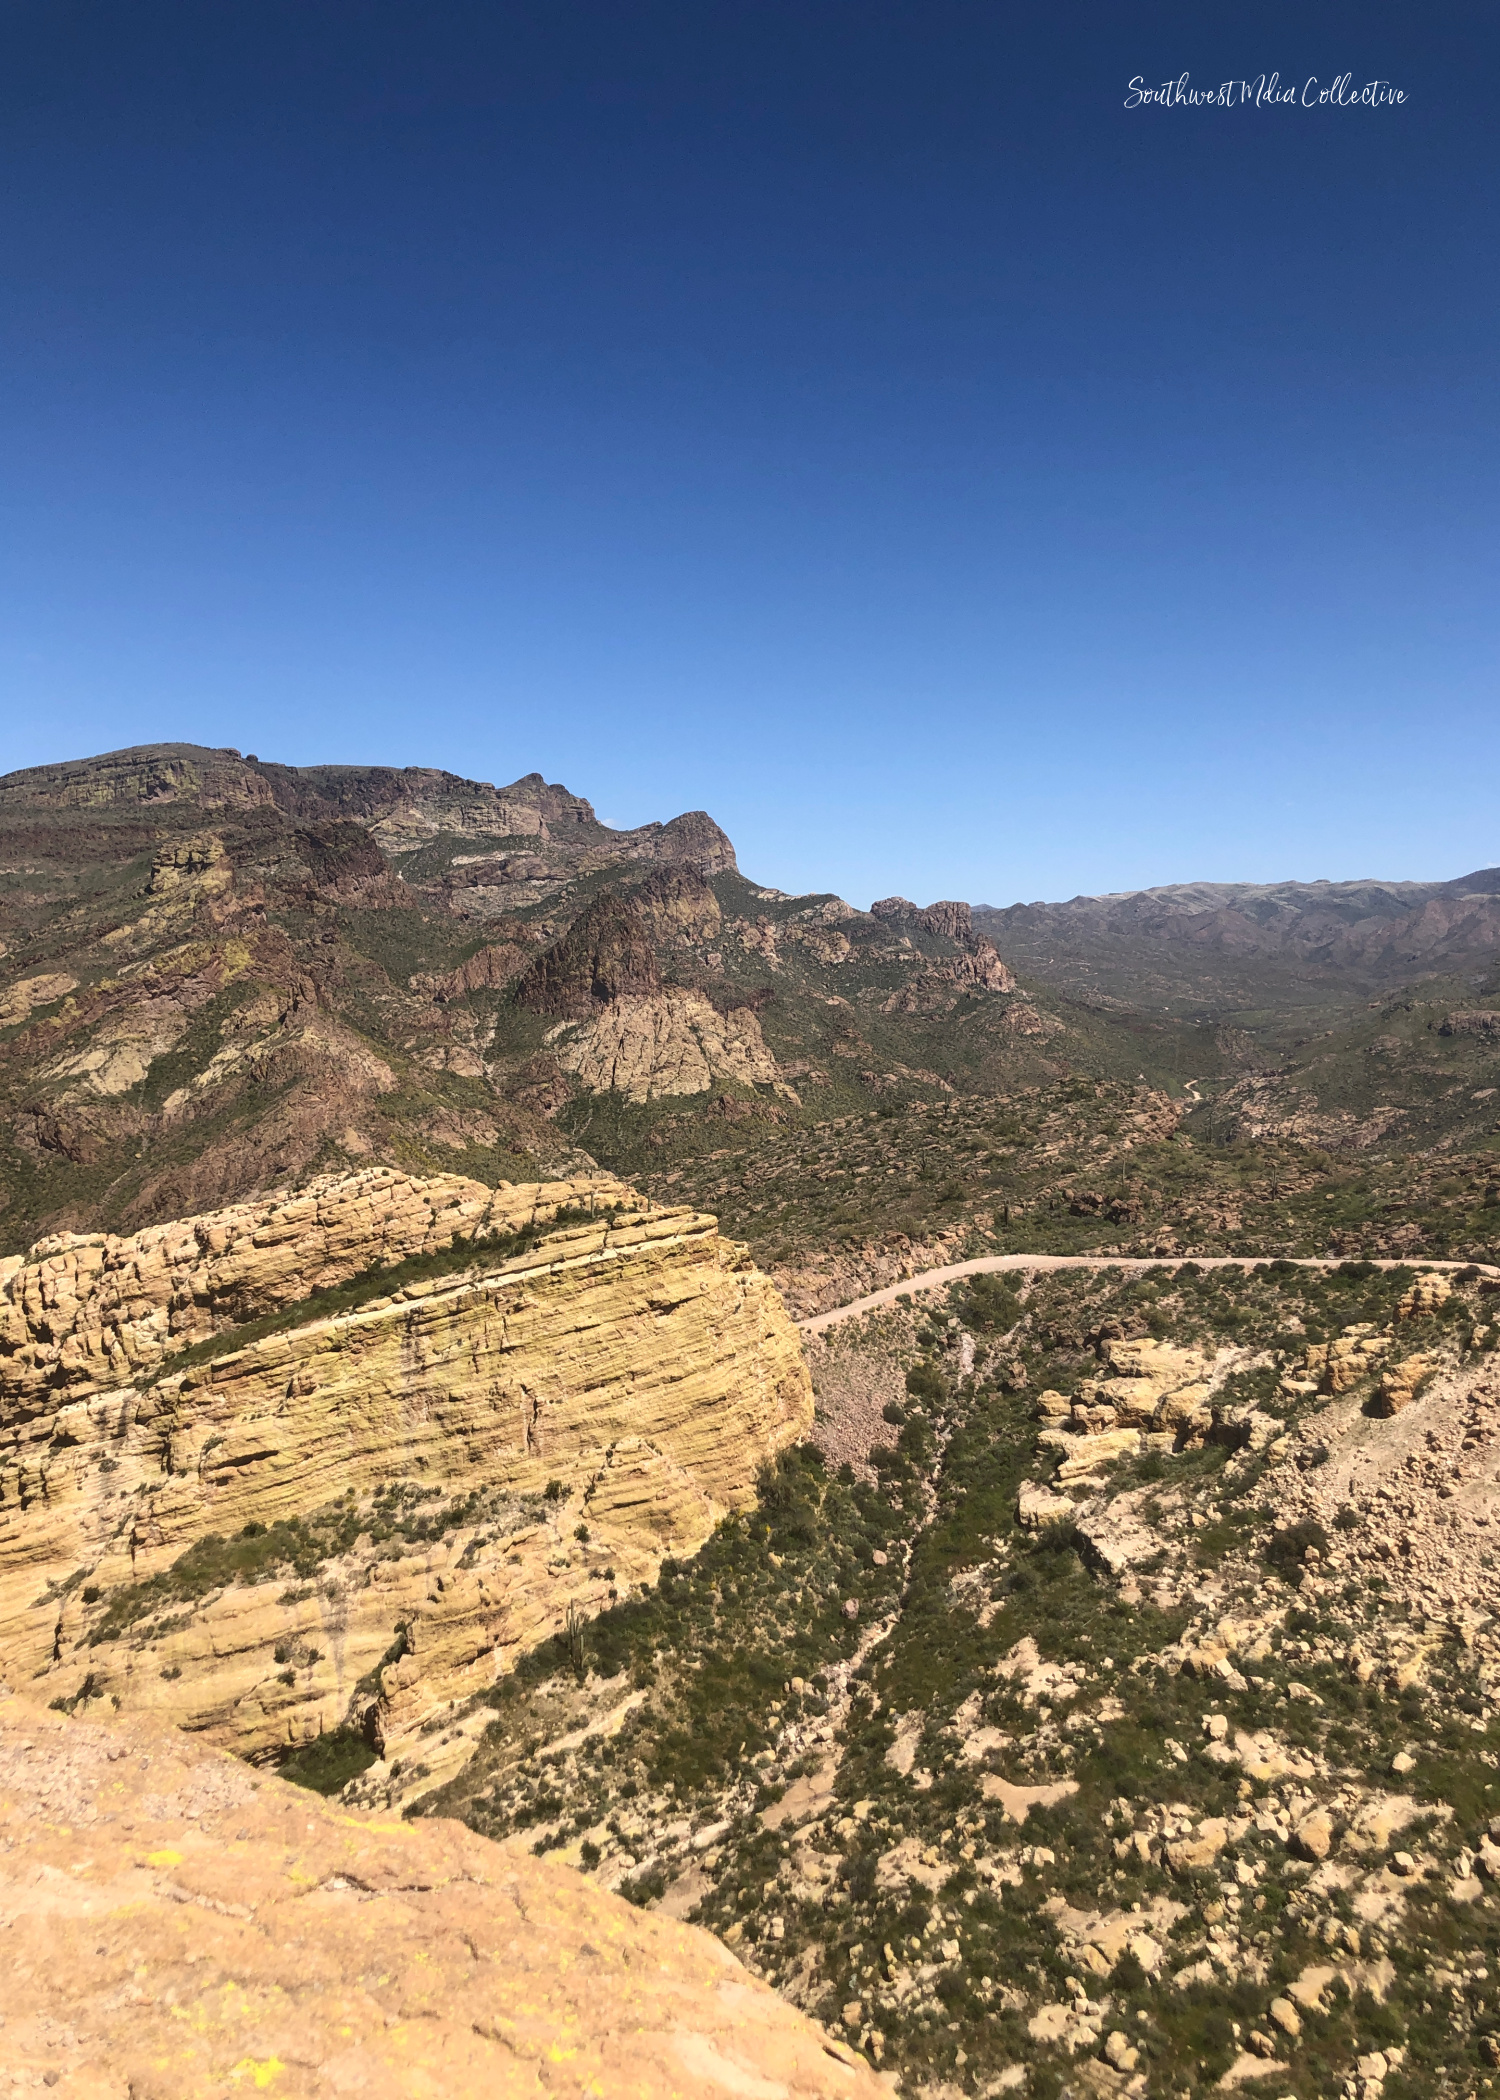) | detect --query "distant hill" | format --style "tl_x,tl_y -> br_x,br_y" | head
4,740 -> 1494,1265
976,867 -> 1500,1012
